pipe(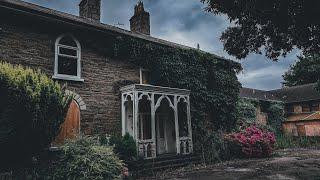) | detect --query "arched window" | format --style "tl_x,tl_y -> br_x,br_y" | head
53,34 -> 83,81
